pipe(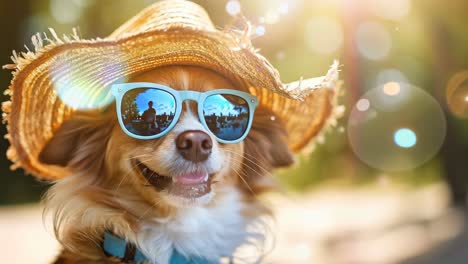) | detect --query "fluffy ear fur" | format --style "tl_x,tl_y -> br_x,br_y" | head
38,108 -> 115,175
240,107 -> 294,195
